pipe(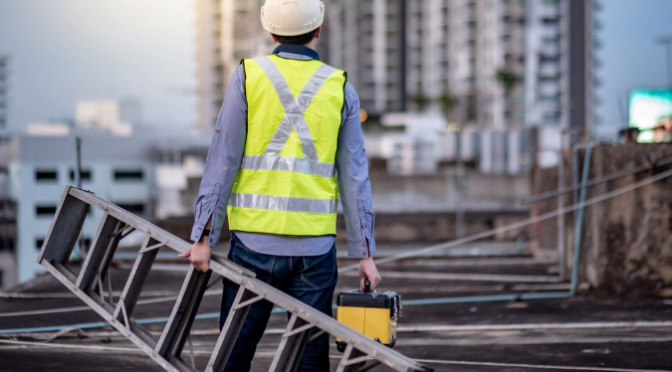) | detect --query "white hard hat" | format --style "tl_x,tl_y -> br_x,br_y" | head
261,0 -> 325,36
